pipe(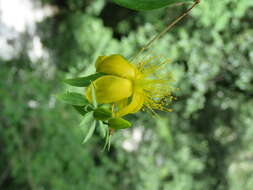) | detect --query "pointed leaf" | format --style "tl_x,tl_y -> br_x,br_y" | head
108,117 -> 132,130
79,111 -> 94,128
102,127 -> 111,151
98,121 -> 106,138
57,92 -> 89,106
64,73 -> 104,87
82,120 -> 96,144
107,134 -> 112,151
112,0 -> 193,10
